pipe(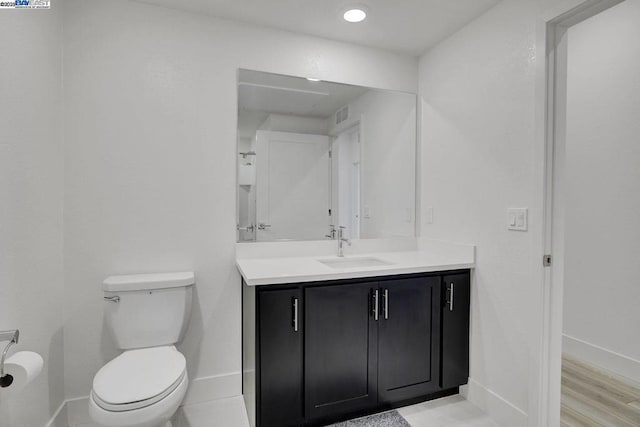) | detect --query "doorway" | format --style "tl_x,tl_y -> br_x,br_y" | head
255,130 -> 331,241
539,0 -> 640,425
